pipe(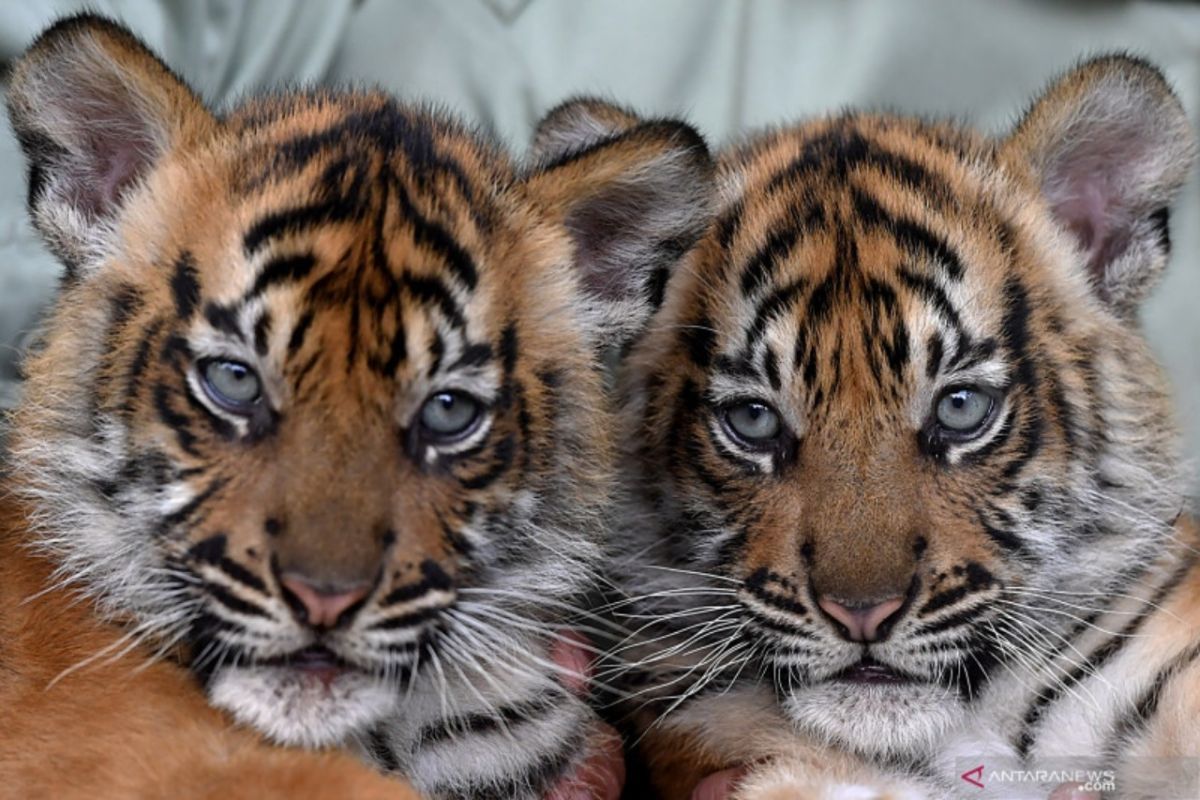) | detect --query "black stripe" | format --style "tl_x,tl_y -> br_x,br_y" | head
152,384 -> 199,456
253,311 -> 272,356
499,322 -> 519,375
390,176 -> 478,289
912,602 -> 988,637
403,274 -> 465,329
740,227 -> 803,296
744,568 -> 809,617
287,310 -> 315,356
948,337 -> 998,372
122,317 -> 165,414
427,330 -> 446,375
763,346 -> 782,391
925,332 -> 945,380
976,511 -> 1029,557
382,559 -> 453,606
371,605 -> 442,630
884,317 -> 910,377
898,268 -> 963,335
382,323 -> 407,376
917,562 -> 994,616
202,302 -> 242,339
746,607 -> 814,639
187,534 -> 269,595
366,729 -> 400,772
216,557 -> 268,595
417,693 -> 562,746
155,477 -> 227,538
171,253 -> 201,318
205,581 -> 271,618
851,187 -> 964,280
243,200 -> 349,255
764,125 -> 956,205
746,278 -> 806,350
449,342 -> 493,371
681,318 -> 717,368
459,435 -> 515,490
1149,206 -> 1171,256
187,534 -> 227,564
249,253 -> 317,298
